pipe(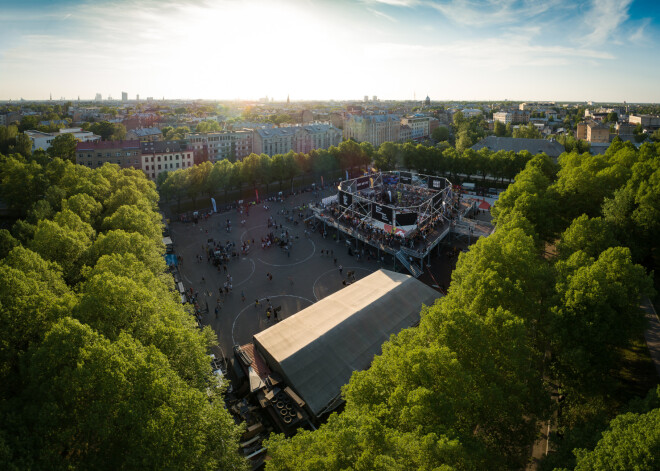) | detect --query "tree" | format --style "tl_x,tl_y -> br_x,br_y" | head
493,120 -> 508,137
16,317 -> 247,471
570,387 -> 660,471
556,215 -> 618,260
550,247 -> 653,390
431,125 -> 450,142
13,133 -> 32,157
373,142 -> 400,171
513,123 -> 543,139
47,133 -> 78,161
